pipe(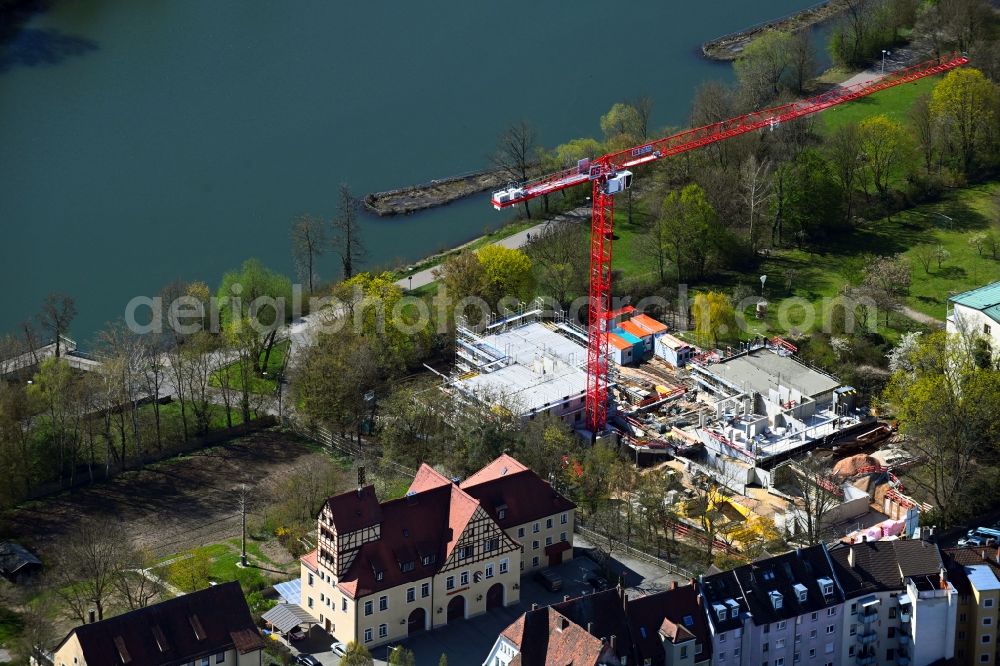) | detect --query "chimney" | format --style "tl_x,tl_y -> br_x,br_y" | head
587,622 -> 594,635
531,603 -> 538,611
610,635 -> 618,653
557,616 -> 570,632
671,581 -> 678,590
848,546 -> 856,568
940,566 -> 948,589
564,595 -> 570,602
88,609 -> 96,624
